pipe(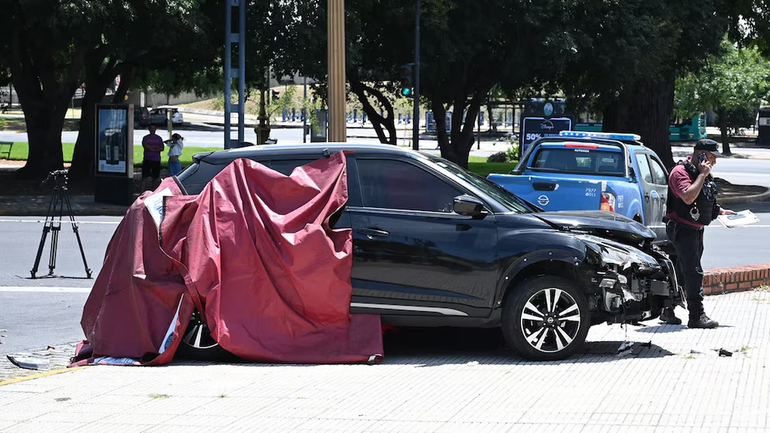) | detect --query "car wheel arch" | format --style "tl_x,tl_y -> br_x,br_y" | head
497,255 -> 580,308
